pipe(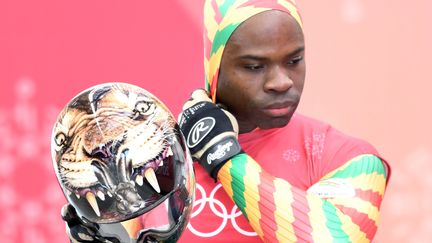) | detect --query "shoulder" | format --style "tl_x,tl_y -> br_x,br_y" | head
320,127 -> 391,180
293,113 -> 388,176
293,113 -> 377,154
